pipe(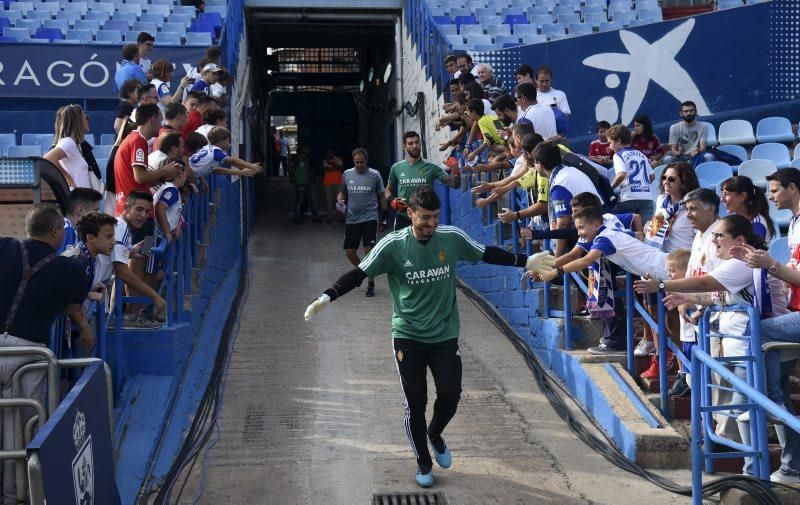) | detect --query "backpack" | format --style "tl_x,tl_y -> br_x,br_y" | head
559,148 -> 617,210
